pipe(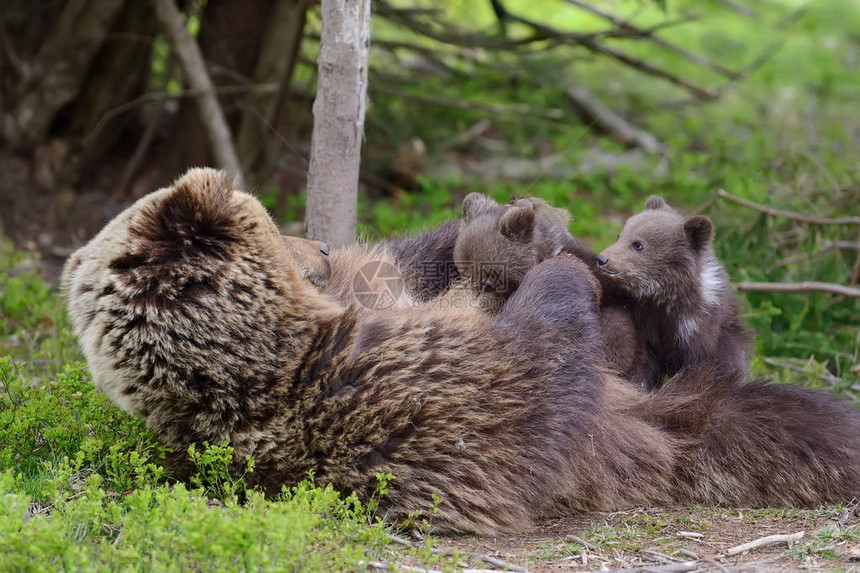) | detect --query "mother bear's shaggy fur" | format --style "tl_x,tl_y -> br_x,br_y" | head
62,168 -> 860,534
